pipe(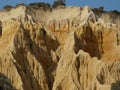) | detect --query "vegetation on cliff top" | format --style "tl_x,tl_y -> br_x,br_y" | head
2,1 -> 120,14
